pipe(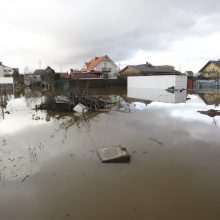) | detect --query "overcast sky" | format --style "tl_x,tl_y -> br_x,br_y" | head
0,0 -> 220,73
